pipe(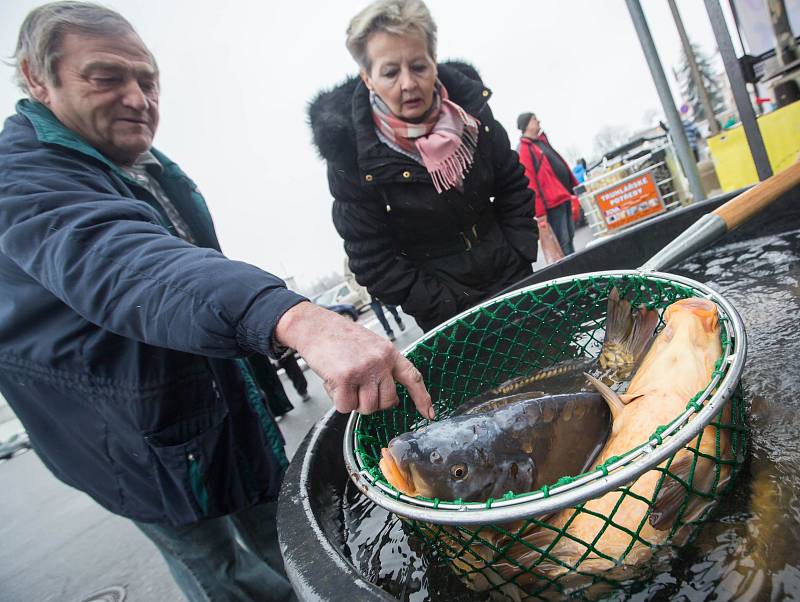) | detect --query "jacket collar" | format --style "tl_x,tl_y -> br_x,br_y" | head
18,99 -> 149,188
520,132 -> 550,146
17,99 -> 215,242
